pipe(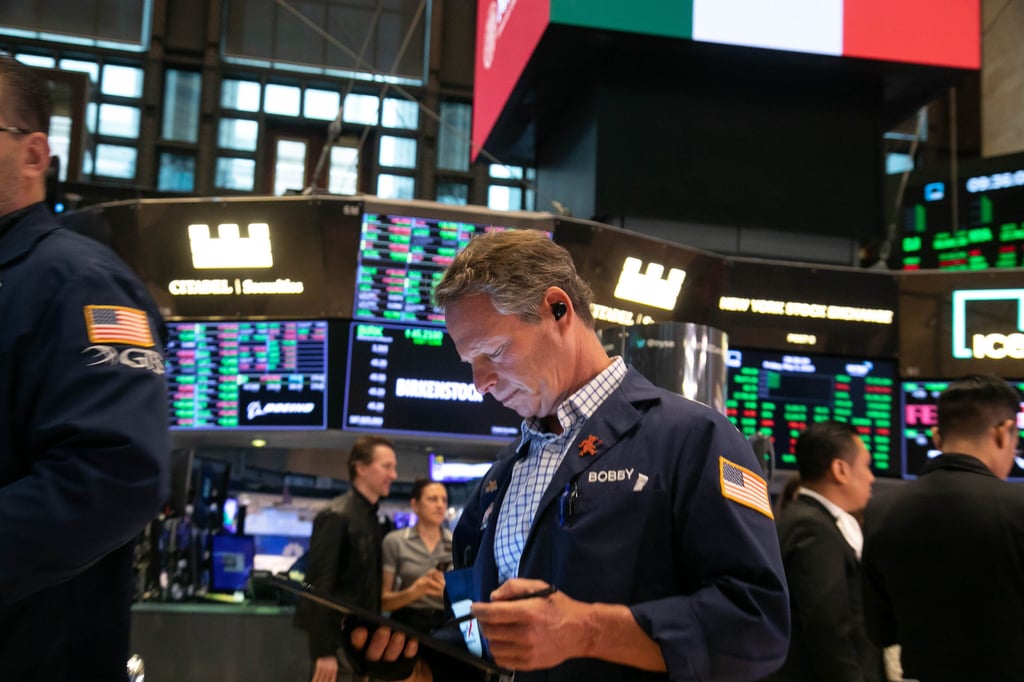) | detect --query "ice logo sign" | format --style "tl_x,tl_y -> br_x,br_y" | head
951,289 -> 1024,360
188,222 -> 274,269
613,257 -> 686,311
